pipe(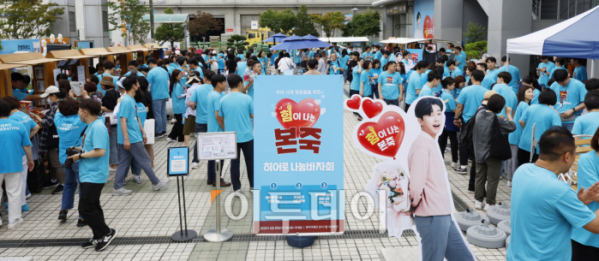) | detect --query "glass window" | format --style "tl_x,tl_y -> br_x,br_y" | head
69,11 -> 76,32
248,33 -> 256,39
